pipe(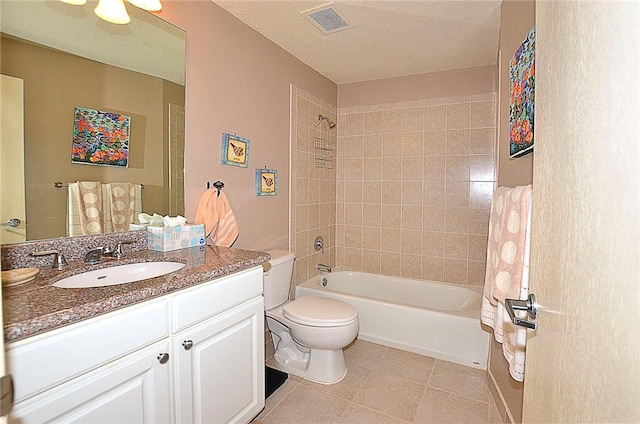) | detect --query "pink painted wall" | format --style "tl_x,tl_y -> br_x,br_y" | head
496,1 -> 535,188
338,65 -> 497,107
158,1 -> 337,251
